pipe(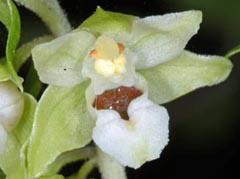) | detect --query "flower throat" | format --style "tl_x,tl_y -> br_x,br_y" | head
93,86 -> 142,120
